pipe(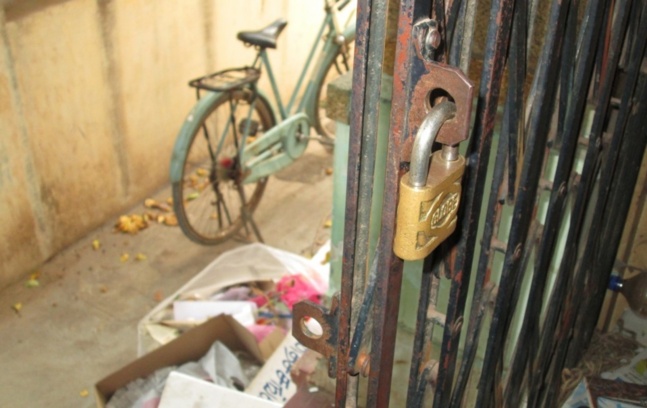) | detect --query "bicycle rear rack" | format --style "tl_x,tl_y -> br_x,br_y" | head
188,67 -> 260,92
